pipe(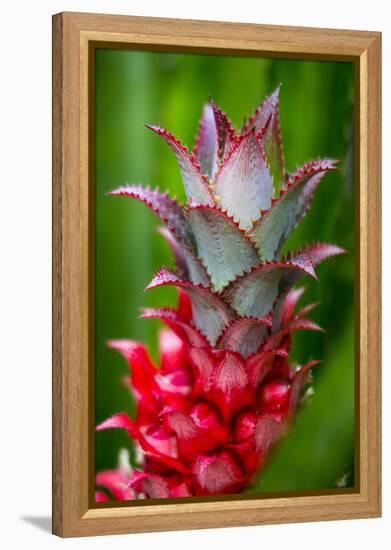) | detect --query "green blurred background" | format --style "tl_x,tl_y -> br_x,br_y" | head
95,48 -> 355,493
